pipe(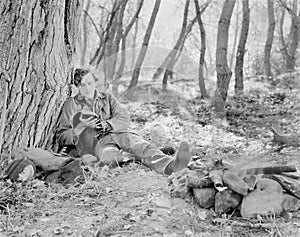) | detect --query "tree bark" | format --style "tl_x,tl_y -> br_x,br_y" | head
195,0 -> 209,98
286,0 -> 299,72
128,0 -> 161,90
229,1 -> 239,70
212,0 -> 236,112
0,0 -> 82,154
234,0 -> 250,95
80,0 -> 91,66
264,0 -> 275,78
131,18 -> 139,70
